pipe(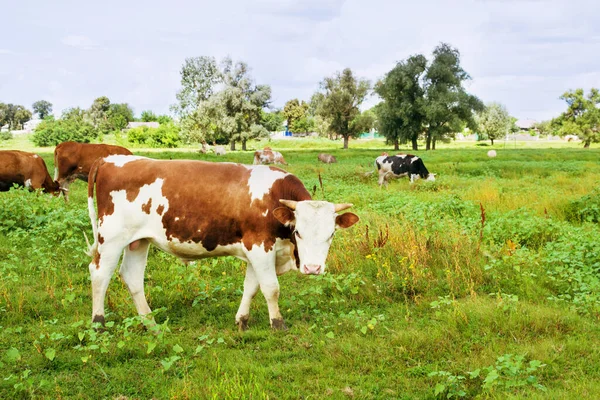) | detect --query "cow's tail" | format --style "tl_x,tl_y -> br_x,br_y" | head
85,158 -> 103,257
